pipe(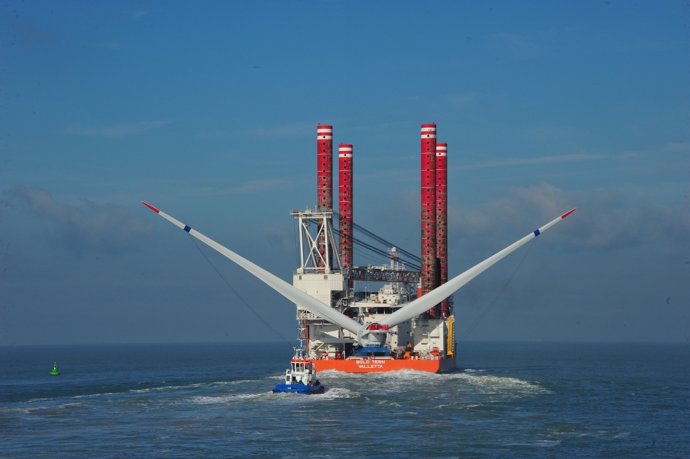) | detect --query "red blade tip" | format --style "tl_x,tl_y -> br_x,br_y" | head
142,201 -> 160,214
561,208 -> 576,219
